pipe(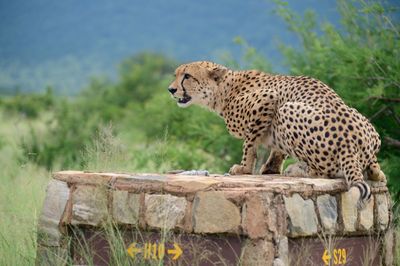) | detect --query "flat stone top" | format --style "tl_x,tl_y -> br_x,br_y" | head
53,171 -> 387,196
